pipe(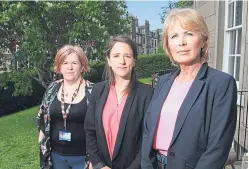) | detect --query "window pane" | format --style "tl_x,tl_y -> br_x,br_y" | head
228,56 -> 235,76
228,2 -> 234,28
229,30 -> 236,54
235,1 -> 243,26
235,56 -> 240,81
237,28 -> 242,54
